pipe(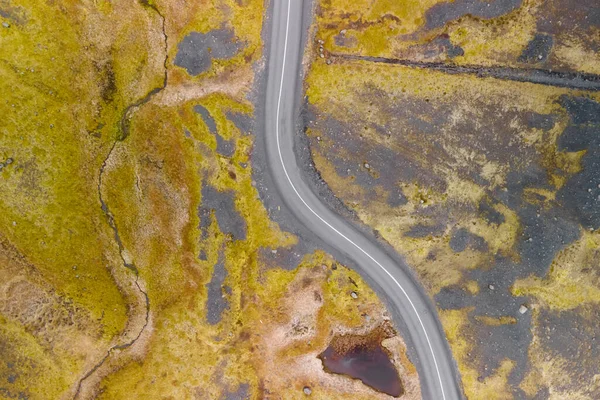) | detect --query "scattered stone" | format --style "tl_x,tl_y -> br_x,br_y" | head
319,54 -> 324,58
317,39 -> 324,44
351,291 -> 358,299
340,29 -> 347,35
519,304 -> 528,314
363,162 -> 370,169
326,59 -> 332,65
303,386 -> 312,395
488,284 -> 495,290
5,158 -> 13,165
2,22 -> 9,28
